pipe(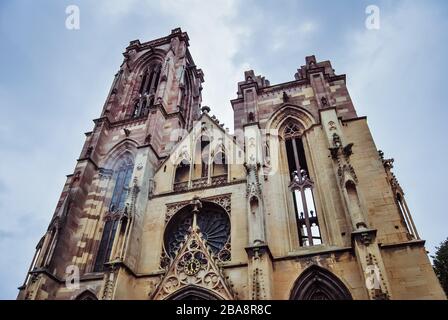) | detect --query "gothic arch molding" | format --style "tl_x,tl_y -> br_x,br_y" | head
73,289 -> 98,300
165,198 -> 231,226
290,265 -> 352,300
164,285 -> 224,300
101,139 -> 138,169
265,104 -> 316,135
131,49 -> 166,74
